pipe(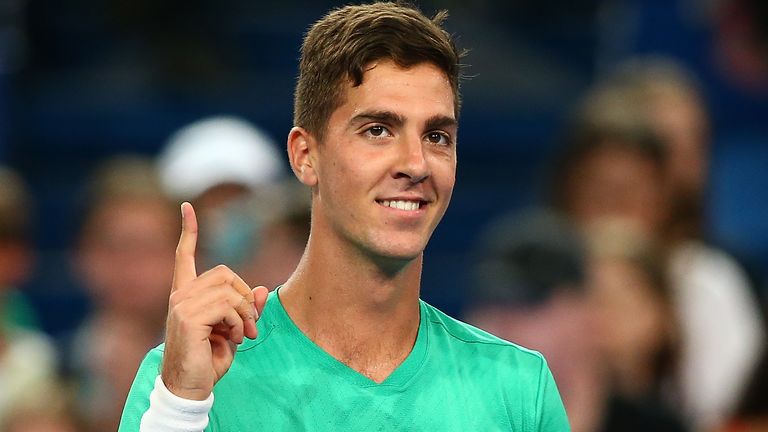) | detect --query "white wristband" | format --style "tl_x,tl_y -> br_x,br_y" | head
139,375 -> 213,432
